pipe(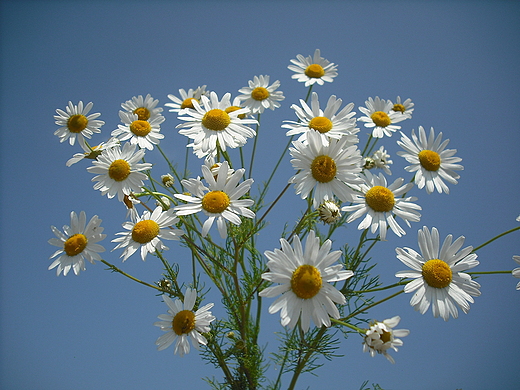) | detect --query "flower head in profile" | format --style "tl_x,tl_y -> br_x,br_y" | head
66,137 -> 119,167
358,96 -> 406,138
288,49 -> 338,86
154,288 -> 215,357
259,230 -> 353,332
395,226 -> 481,320
111,110 -> 165,150
237,75 -> 285,114
165,85 -> 208,113
512,255 -> 520,290
397,126 -> 463,194
54,101 -> 105,148
363,316 -> 409,364
48,211 -> 106,276
318,200 -> 342,224
121,94 -> 164,122
390,96 -> 414,119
